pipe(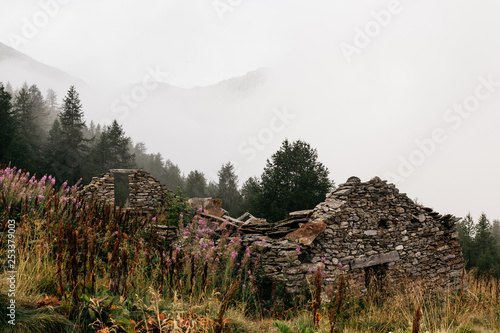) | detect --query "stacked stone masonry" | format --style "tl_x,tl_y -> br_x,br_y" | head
78,169 -> 168,215
240,176 -> 465,294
